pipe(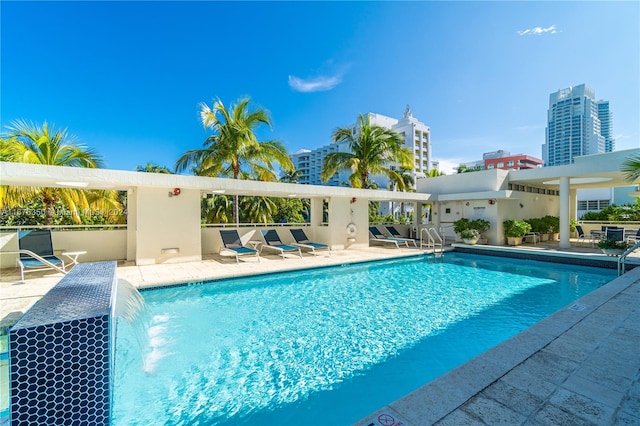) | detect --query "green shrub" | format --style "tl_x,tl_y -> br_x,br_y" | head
503,220 -> 531,237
